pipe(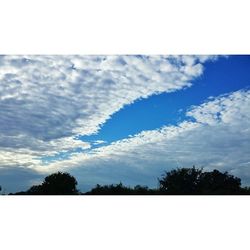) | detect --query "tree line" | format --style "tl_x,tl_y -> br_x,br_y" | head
4,166 -> 250,195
